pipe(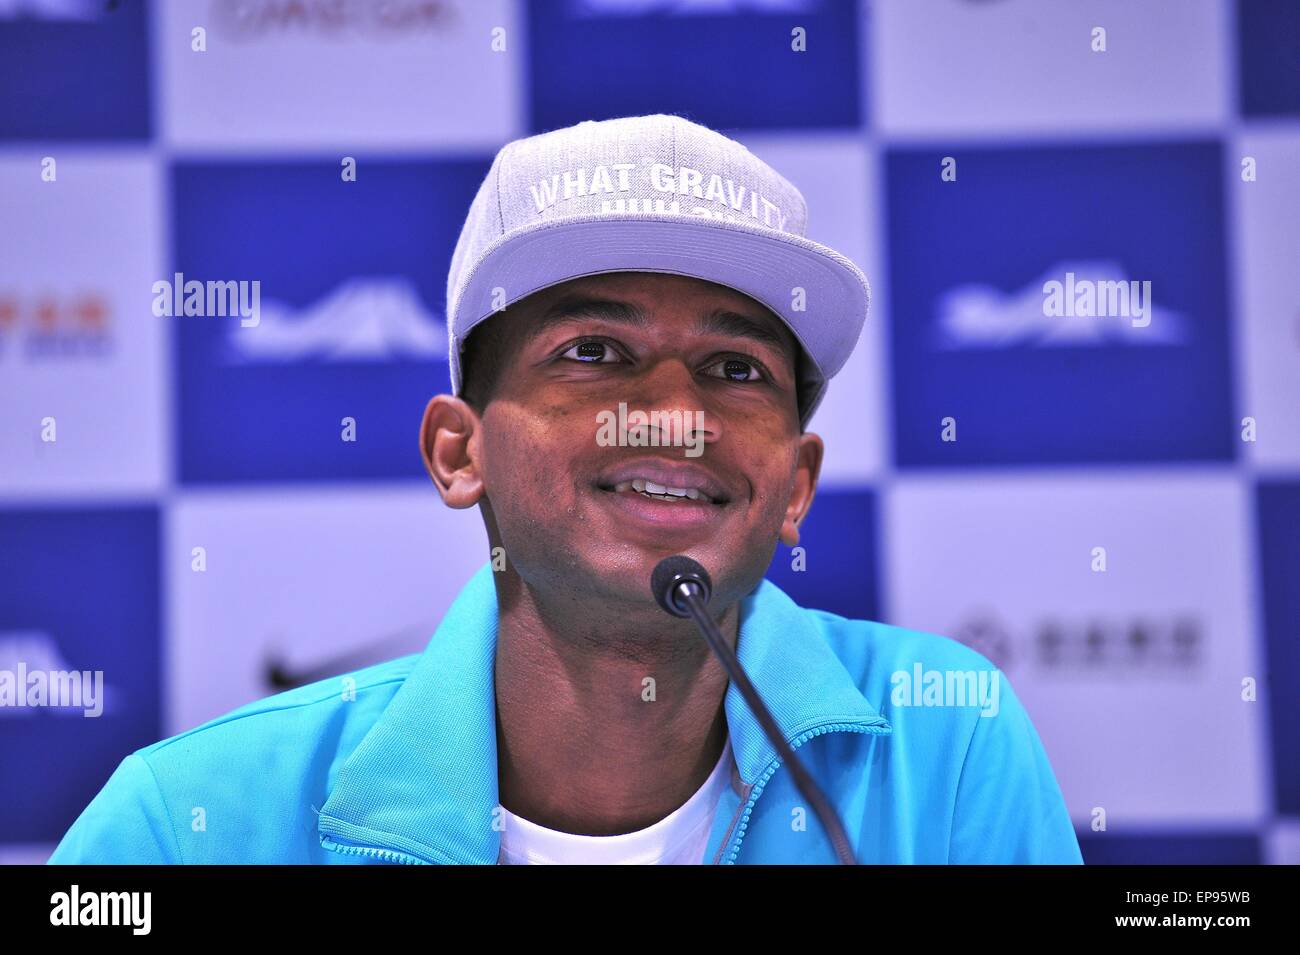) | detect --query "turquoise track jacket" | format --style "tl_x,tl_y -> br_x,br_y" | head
48,560 -> 1083,864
